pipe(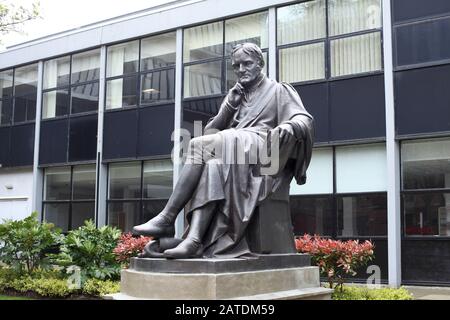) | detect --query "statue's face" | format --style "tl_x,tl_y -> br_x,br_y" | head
231,49 -> 262,87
